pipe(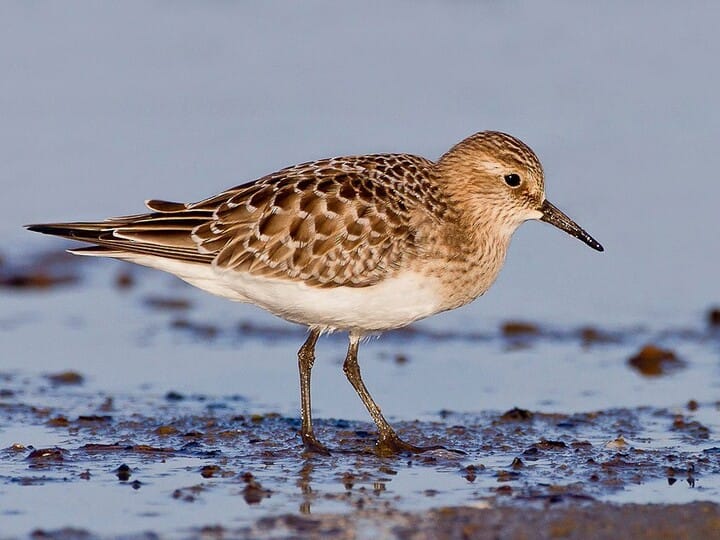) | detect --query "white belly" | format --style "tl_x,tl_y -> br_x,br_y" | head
112,254 -> 445,333
216,269 -> 445,333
